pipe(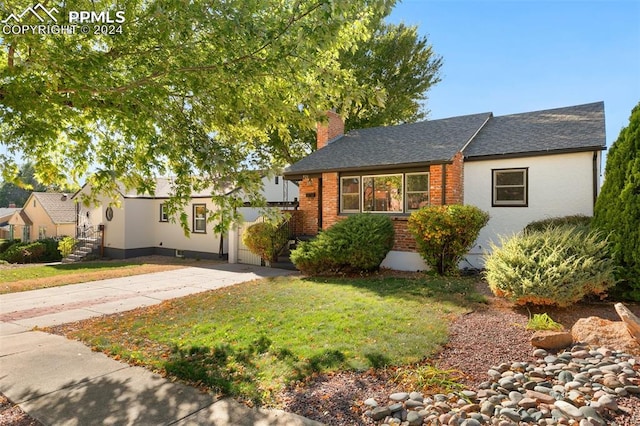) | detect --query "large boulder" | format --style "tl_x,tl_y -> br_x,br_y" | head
571,316 -> 640,355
